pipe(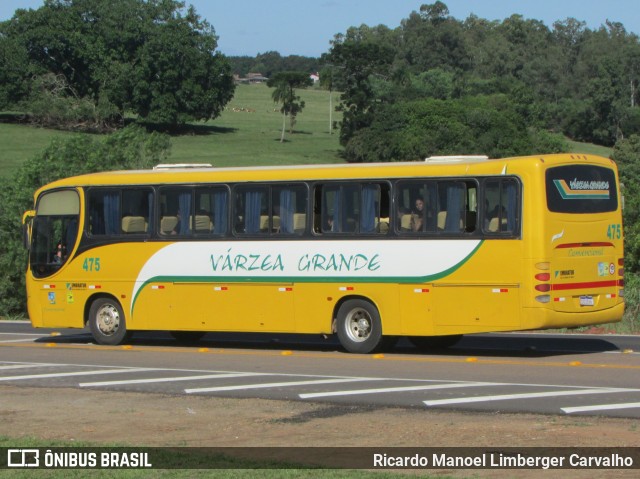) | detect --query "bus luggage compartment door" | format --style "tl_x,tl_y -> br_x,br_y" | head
432,283 -> 521,331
